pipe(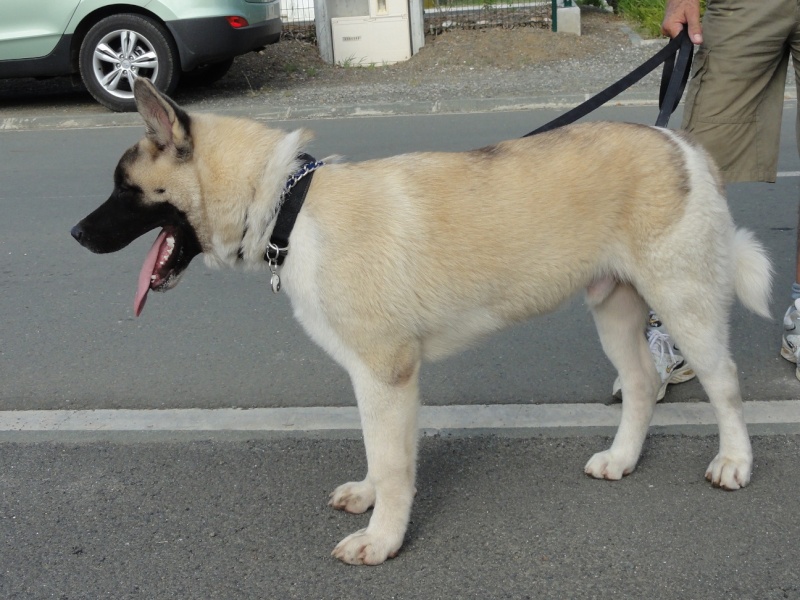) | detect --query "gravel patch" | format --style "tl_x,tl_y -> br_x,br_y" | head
186,7 -> 668,111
